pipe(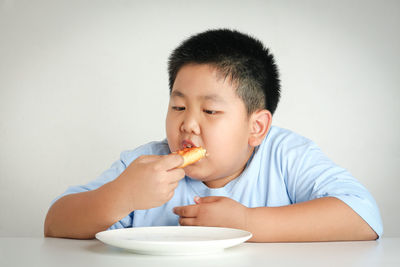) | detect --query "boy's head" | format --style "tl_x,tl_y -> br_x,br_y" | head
166,29 -> 280,188
168,29 -> 280,116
